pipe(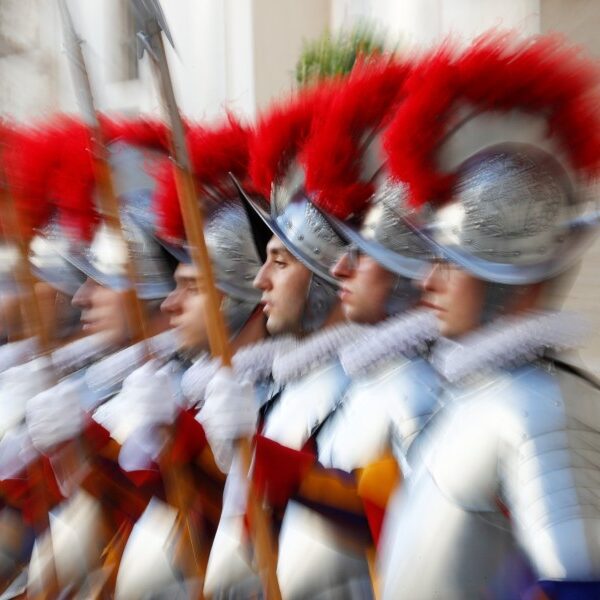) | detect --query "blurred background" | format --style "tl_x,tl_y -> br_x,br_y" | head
1,0 -> 599,373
